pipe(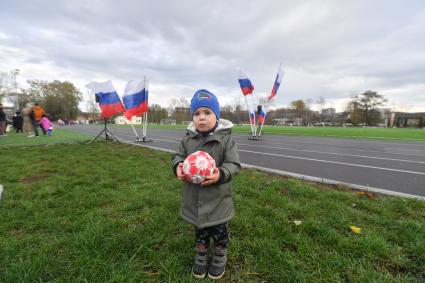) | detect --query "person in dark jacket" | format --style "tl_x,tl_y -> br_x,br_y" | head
12,110 -> 24,133
0,104 -> 7,136
172,89 -> 240,280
